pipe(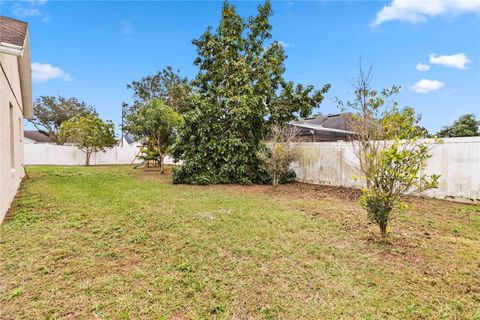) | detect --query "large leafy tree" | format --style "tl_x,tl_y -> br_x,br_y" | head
126,66 -> 193,114
29,96 -> 97,144
173,1 -> 330,184
437,114 -> 479,138
124,99 -> 183,174
58,114 -> 116,166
